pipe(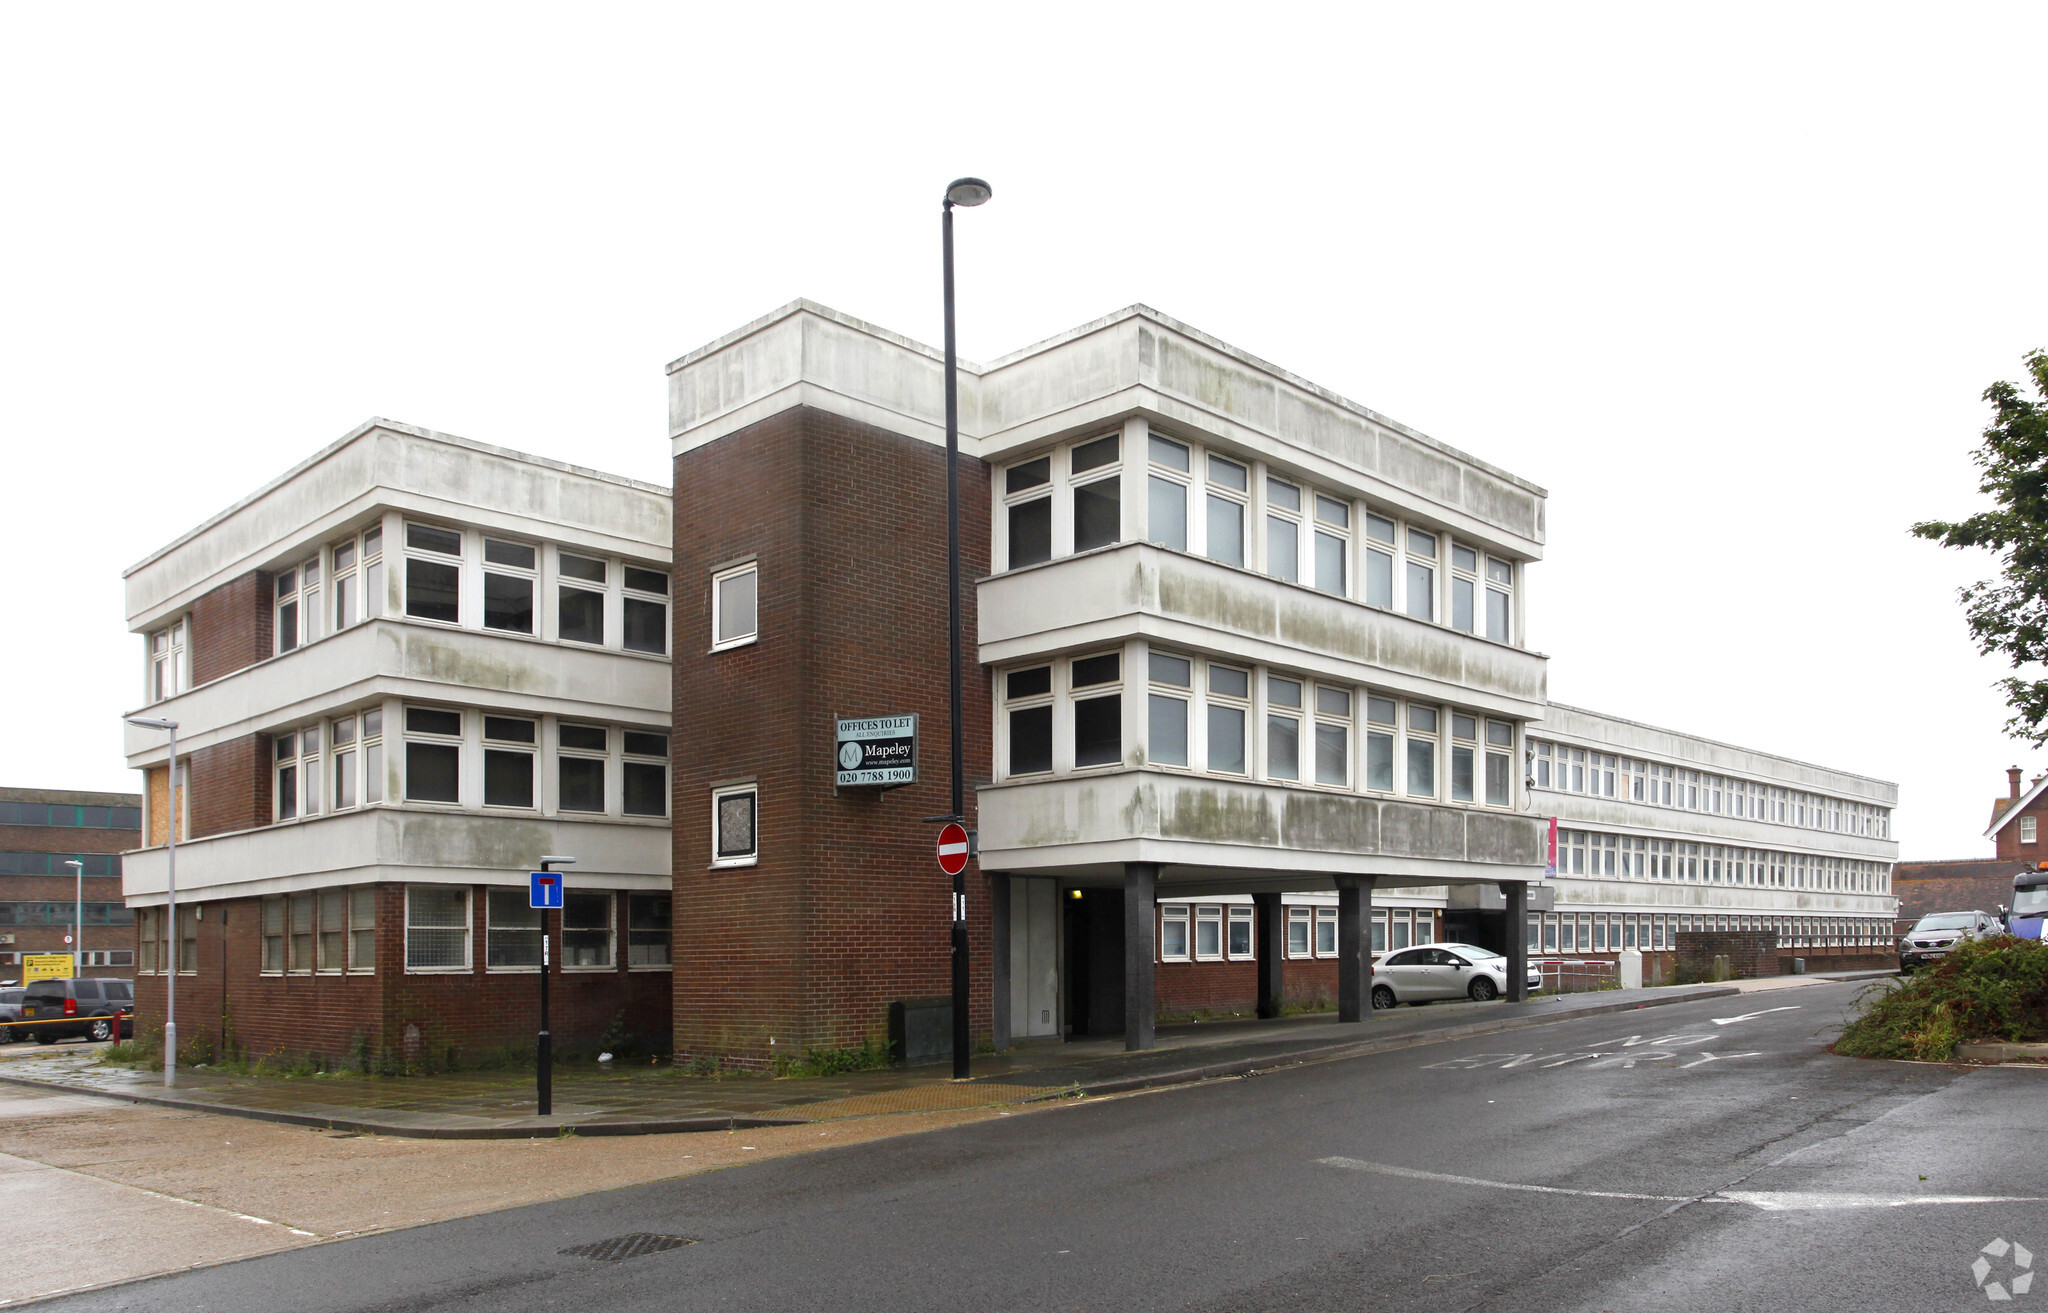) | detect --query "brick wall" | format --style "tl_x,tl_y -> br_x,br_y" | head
1155,958 -> 1338,1017
1674,930 -> 1779,979
187,734 -> 272,839
128,884 -> 672,1066
1892,859 -> 2025,932
671,406 -> 994,1065
188,570 -> 273,687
